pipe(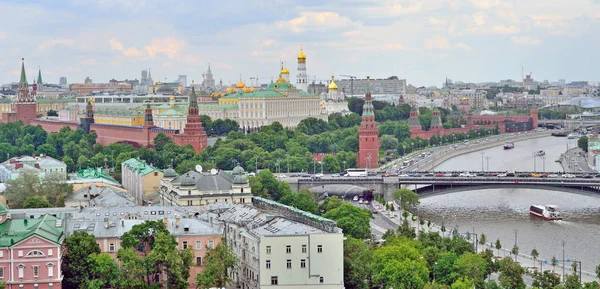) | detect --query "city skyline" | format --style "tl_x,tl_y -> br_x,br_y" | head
1,0 -> 599,87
